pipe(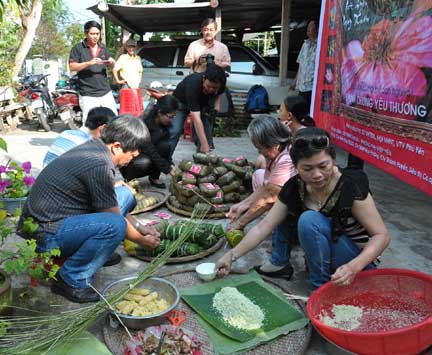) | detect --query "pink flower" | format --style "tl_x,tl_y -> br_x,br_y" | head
0,166 -> 6,174
341,6 -> 432,115
23,176 -> 36,187
0,179 -> 11,194
21,161 -> 32,174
